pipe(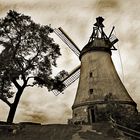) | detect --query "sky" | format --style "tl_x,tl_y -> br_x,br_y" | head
0,0 -> 140,124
